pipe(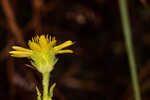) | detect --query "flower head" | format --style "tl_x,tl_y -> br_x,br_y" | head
9,35 -> 74,73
